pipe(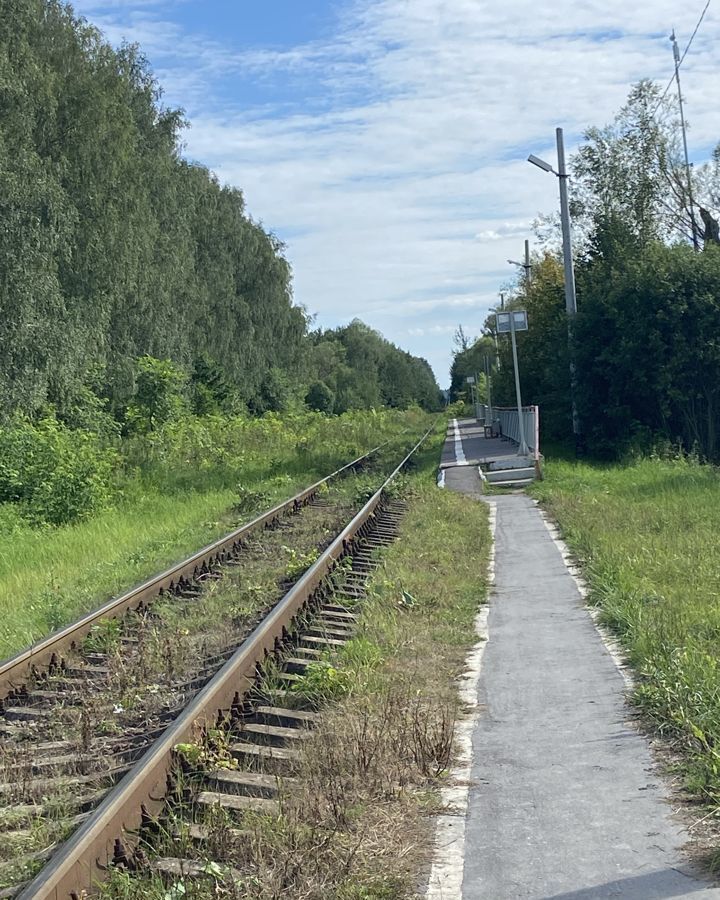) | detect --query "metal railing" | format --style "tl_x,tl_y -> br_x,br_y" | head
476,404 -> 540,460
